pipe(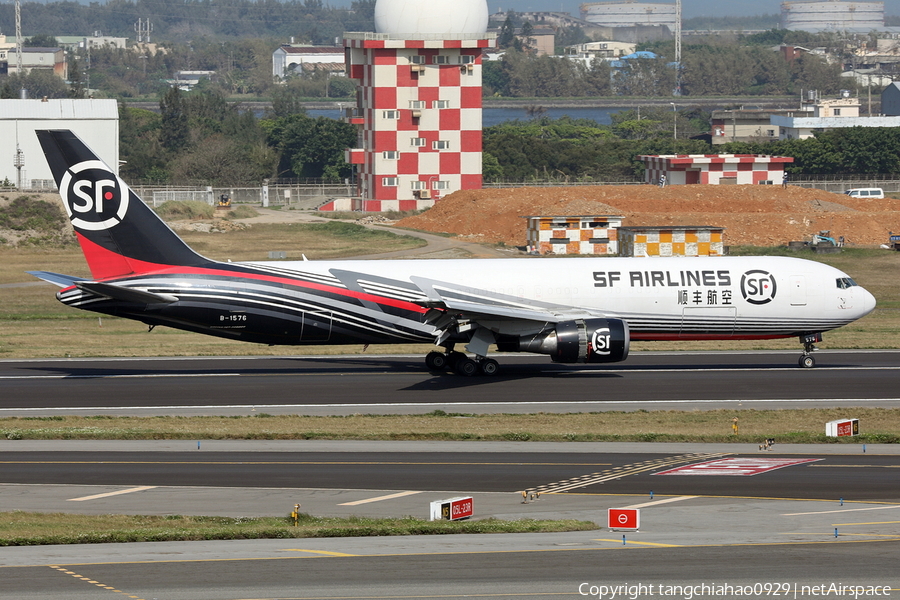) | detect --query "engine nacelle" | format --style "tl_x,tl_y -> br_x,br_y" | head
514,318 -> 630,364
